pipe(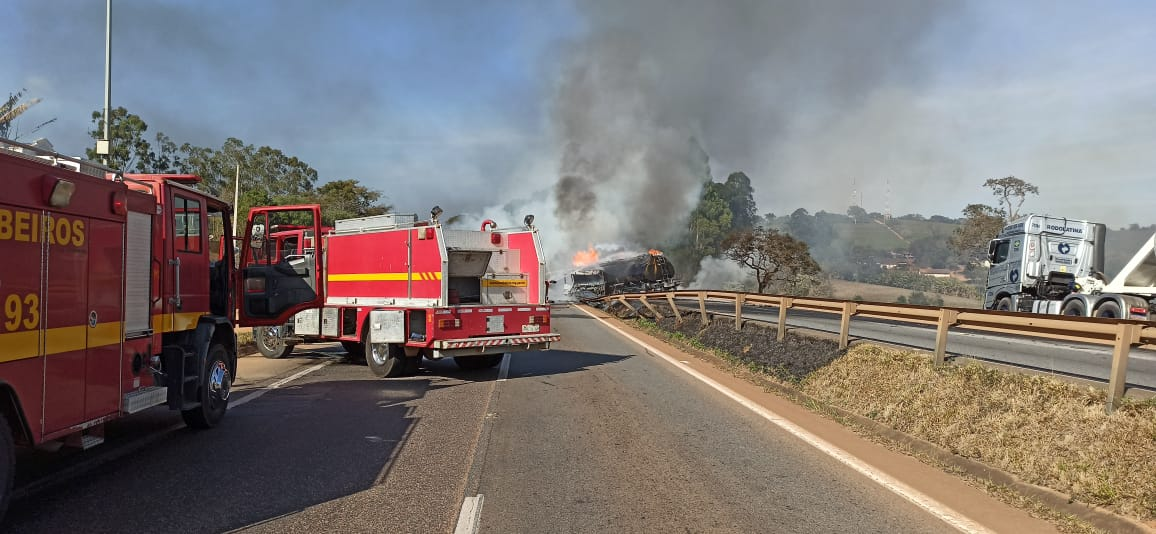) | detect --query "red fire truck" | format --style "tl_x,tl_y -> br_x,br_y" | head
244,209 -> 561,377
0,139 -> 317,518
